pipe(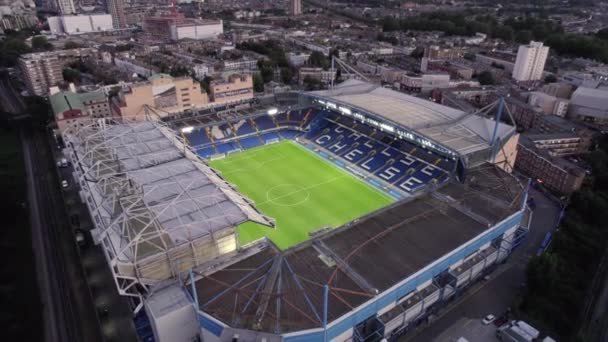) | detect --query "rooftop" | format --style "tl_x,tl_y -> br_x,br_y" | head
194,164 -> 524,334
49,91 -> 86,115
66,120 -> 273,263
311,80 -> 515,156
